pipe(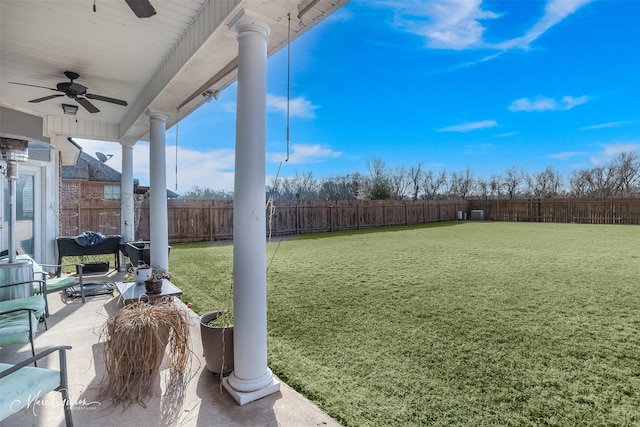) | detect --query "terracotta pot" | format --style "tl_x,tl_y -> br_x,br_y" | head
200,311 -> 234,375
